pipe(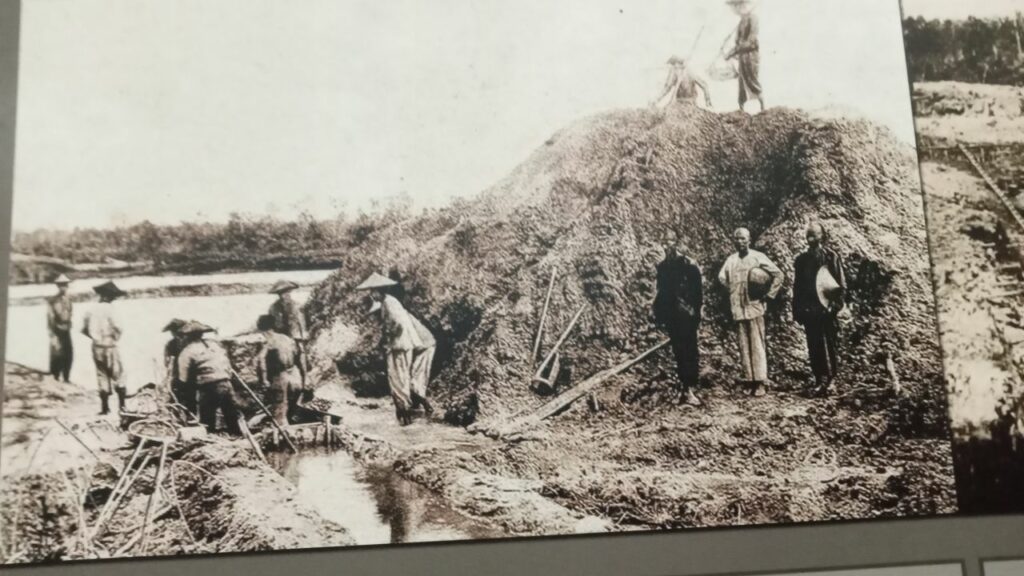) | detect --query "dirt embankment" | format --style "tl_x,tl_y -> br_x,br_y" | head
913,81 -> 1024,146
300,105 -> 956,528
0,364 -> 353,564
